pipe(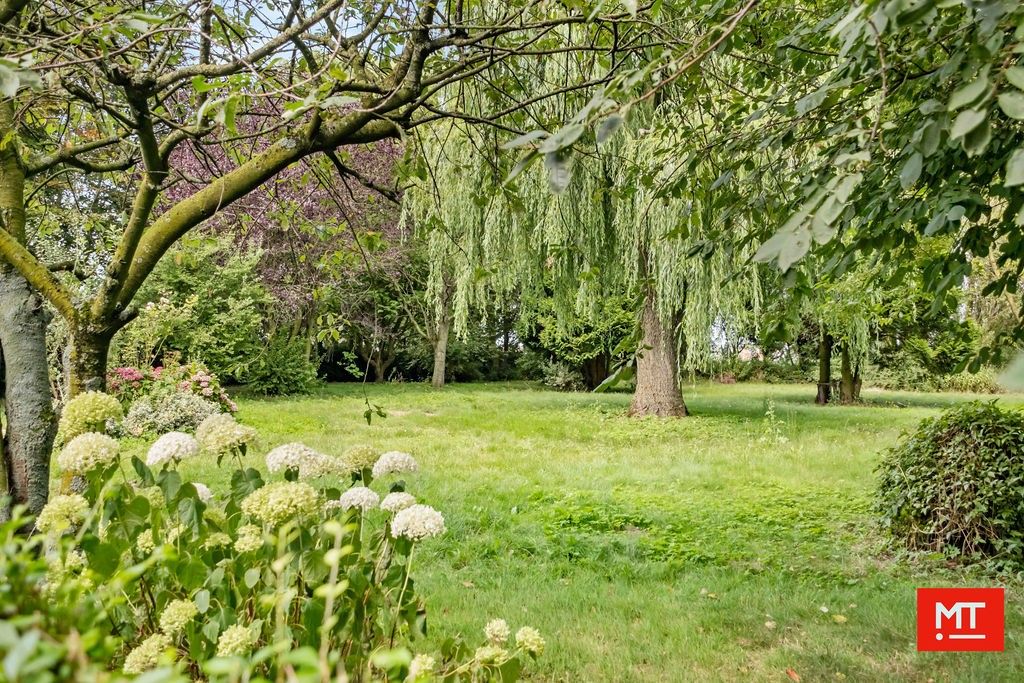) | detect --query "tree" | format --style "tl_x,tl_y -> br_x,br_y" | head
0,0 -> 685,395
